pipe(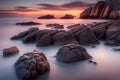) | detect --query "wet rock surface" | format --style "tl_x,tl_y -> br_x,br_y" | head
56,43 -> 92,62
3,46 -> 19,57
15,50 -> 50,80
46,23 -> 64,29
